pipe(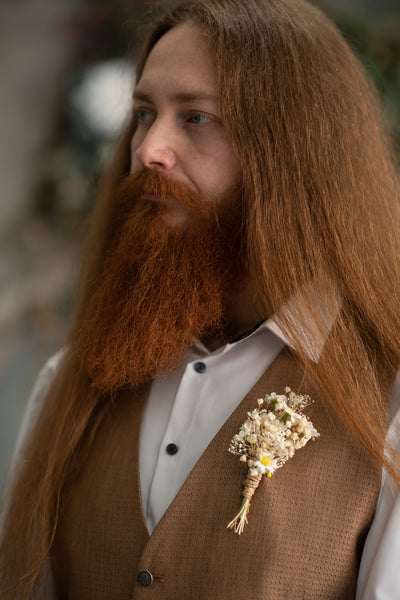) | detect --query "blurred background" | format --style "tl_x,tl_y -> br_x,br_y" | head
1,0 -> 399,493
